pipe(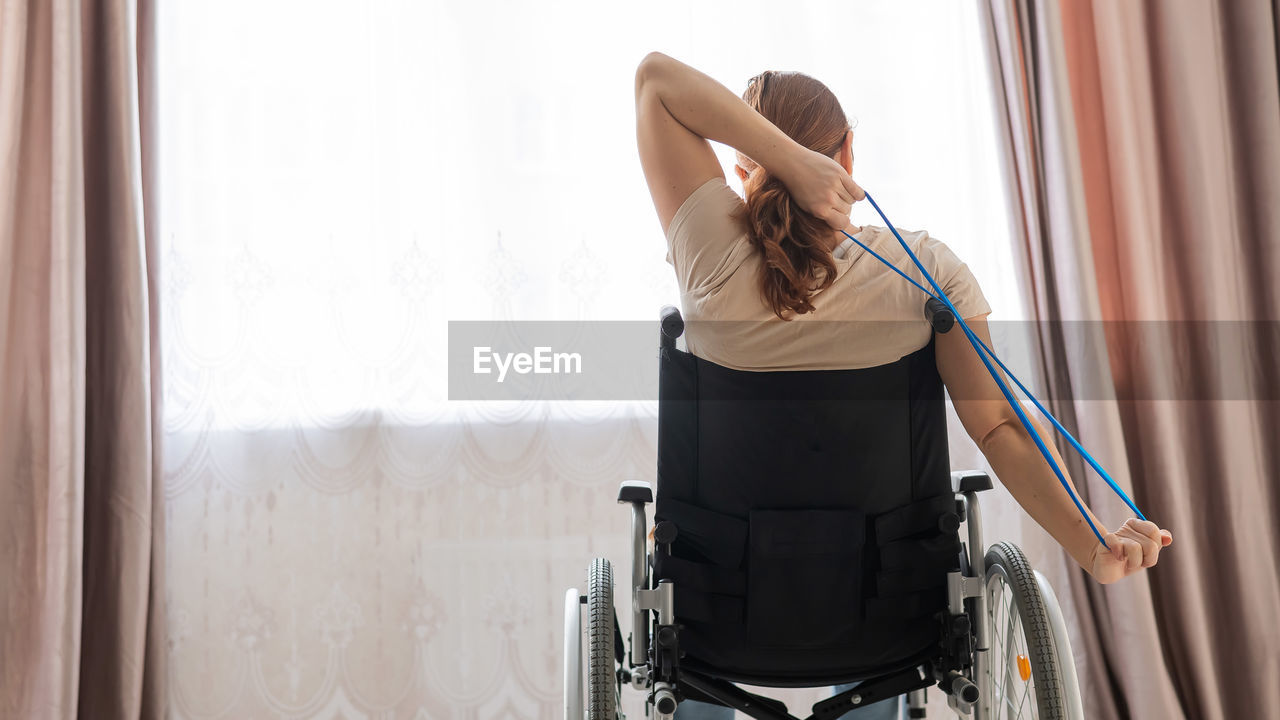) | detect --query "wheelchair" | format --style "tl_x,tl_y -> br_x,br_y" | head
565,306 -> 1083,720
